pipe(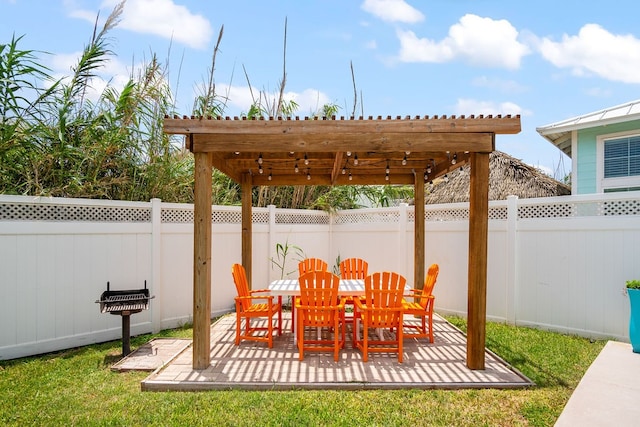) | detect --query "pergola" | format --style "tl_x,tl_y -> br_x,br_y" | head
163,114 -> 521,371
